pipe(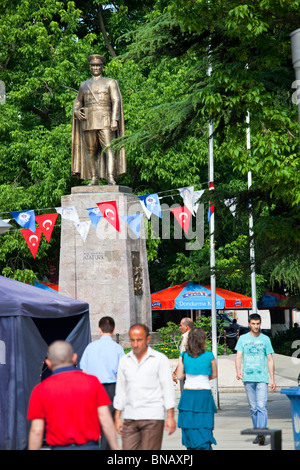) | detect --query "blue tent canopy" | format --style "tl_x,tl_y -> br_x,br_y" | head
0,276 -> 91,450
258,292 -> 288,309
